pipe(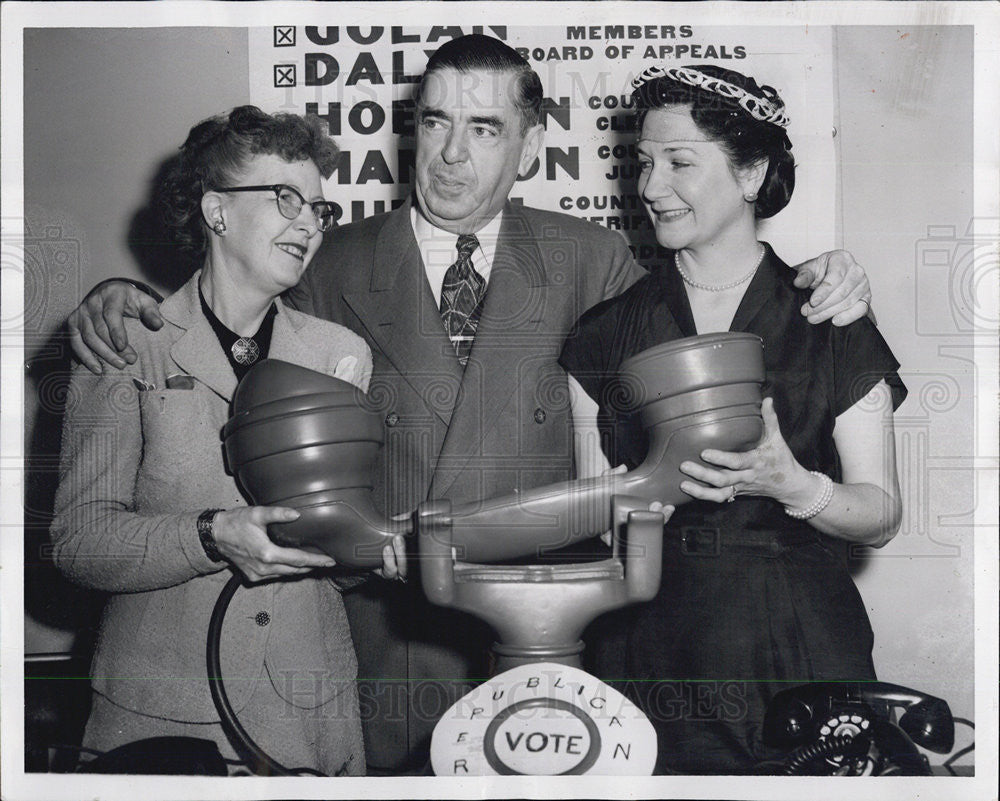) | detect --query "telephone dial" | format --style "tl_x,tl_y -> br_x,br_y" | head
762,681 -> 955,775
